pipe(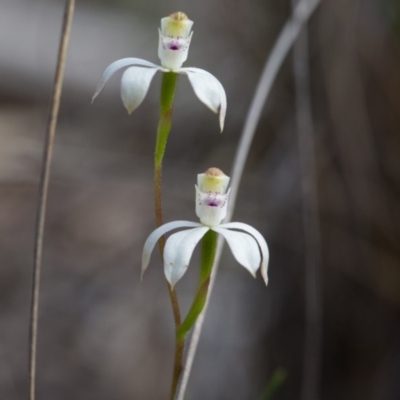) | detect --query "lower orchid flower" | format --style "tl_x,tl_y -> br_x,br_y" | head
142,168 -> 269,287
